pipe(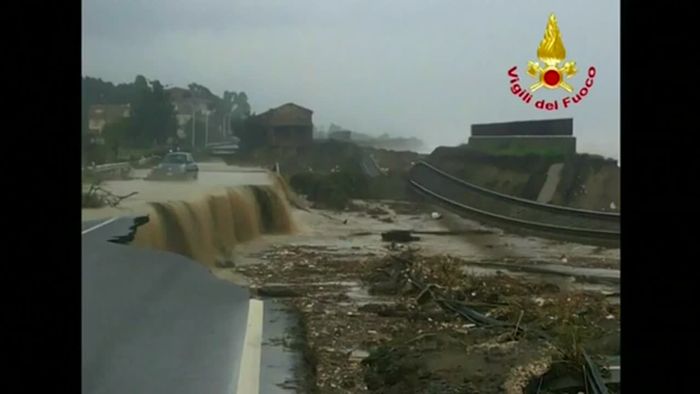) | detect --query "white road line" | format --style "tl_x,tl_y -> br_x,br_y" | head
81,217 -> 119,235
235,299 -> 264,394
